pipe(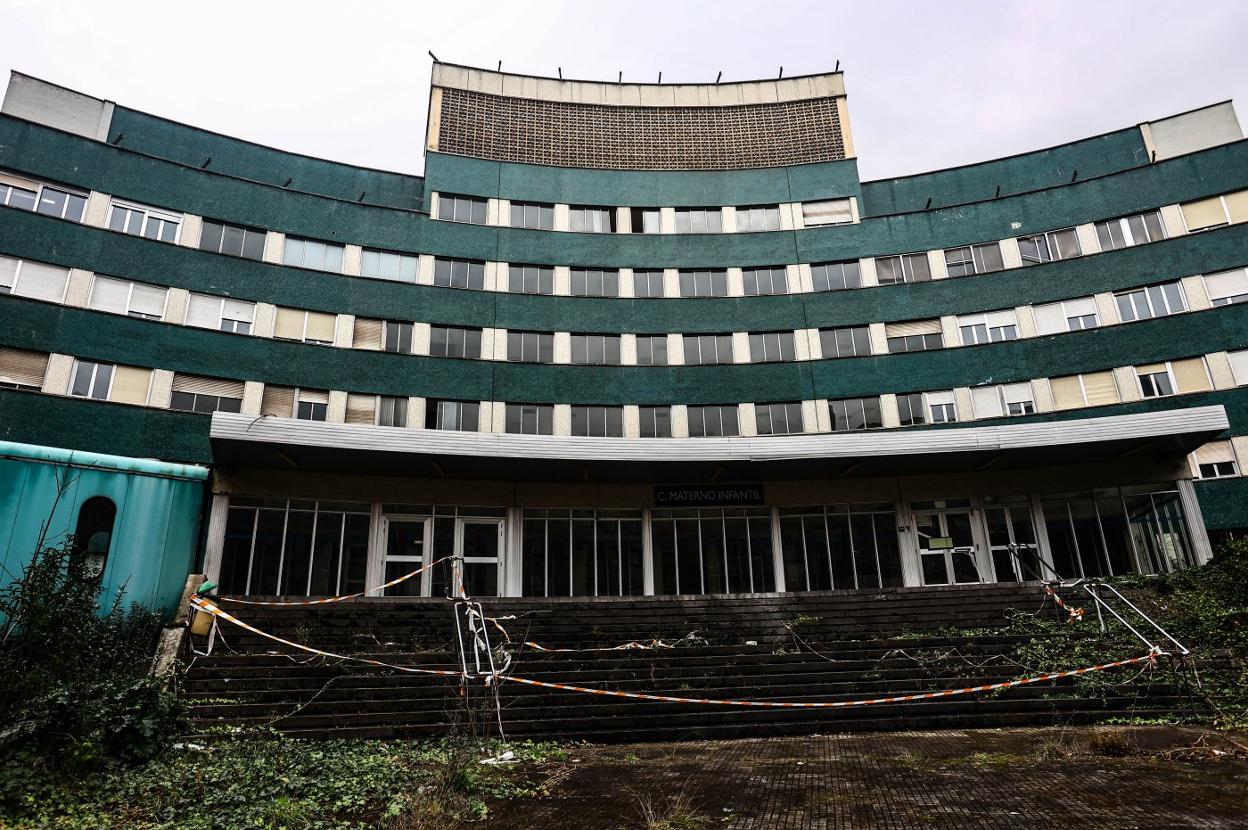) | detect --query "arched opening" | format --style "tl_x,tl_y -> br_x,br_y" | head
73,496 -> 116,579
